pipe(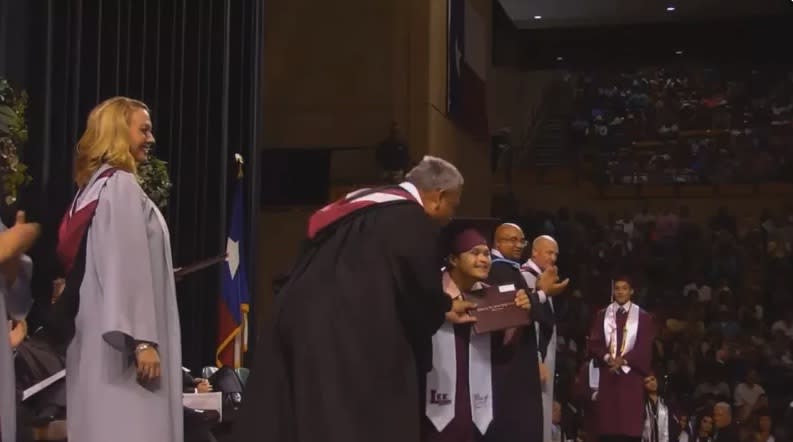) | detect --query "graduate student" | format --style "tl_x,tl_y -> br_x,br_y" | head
422,219 -> 531,442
